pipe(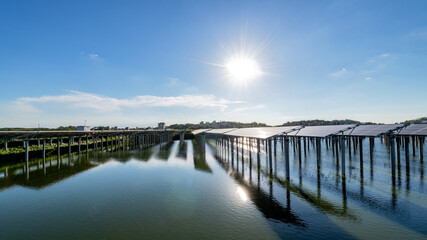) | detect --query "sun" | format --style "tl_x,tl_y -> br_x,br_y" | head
225,56 -> 262,83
